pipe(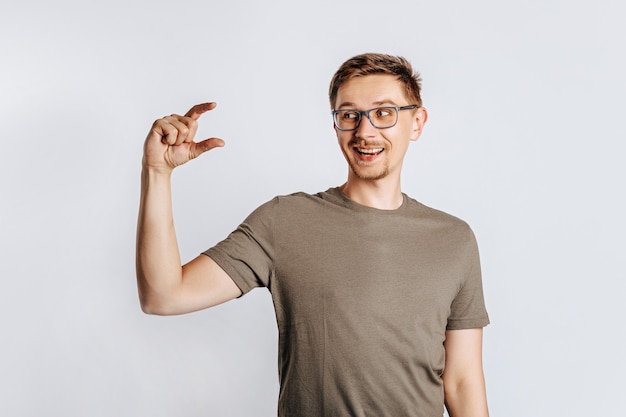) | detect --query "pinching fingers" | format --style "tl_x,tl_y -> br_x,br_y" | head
184,102 -> 217,121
